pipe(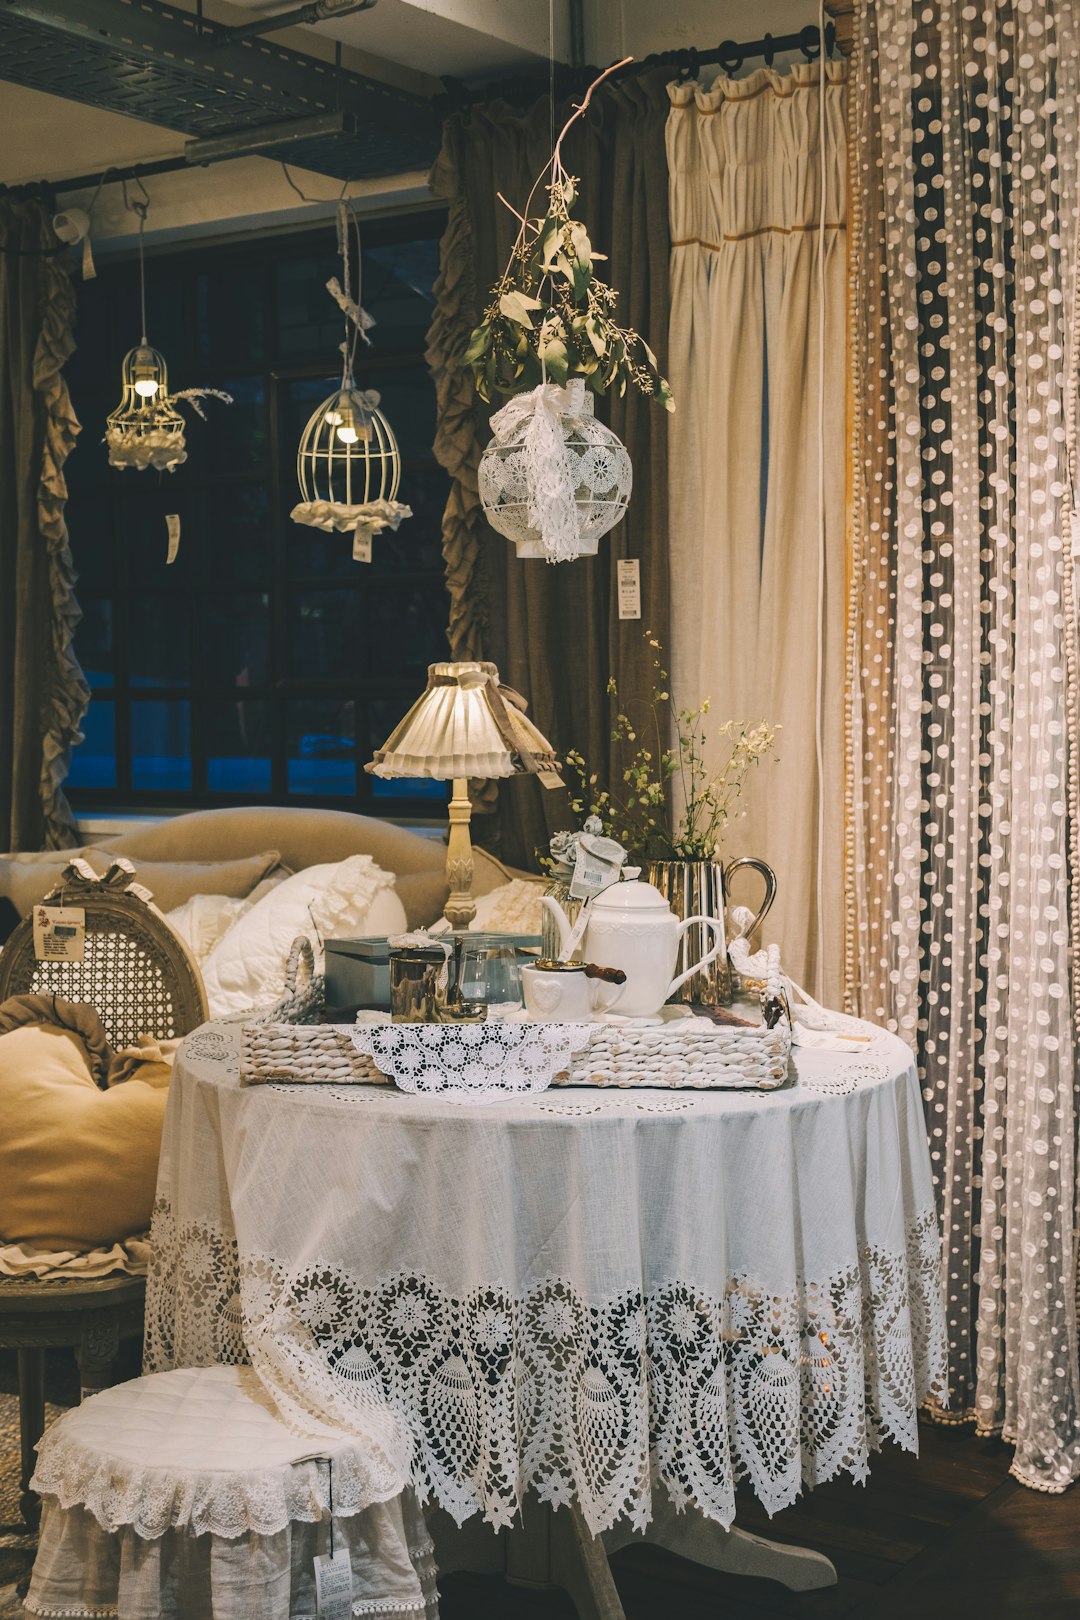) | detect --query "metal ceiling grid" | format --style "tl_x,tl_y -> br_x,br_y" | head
0,0 -> 439,179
